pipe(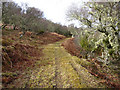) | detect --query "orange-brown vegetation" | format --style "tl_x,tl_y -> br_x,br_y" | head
61,38 -> 83,58
50,32 -> 66,38
37,32 -> 66,45
25,31 -> 33,36
2,30 -> 66,72
2,43 -> 43,71
18,31 -> 23,35
2,30 -> 66,85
